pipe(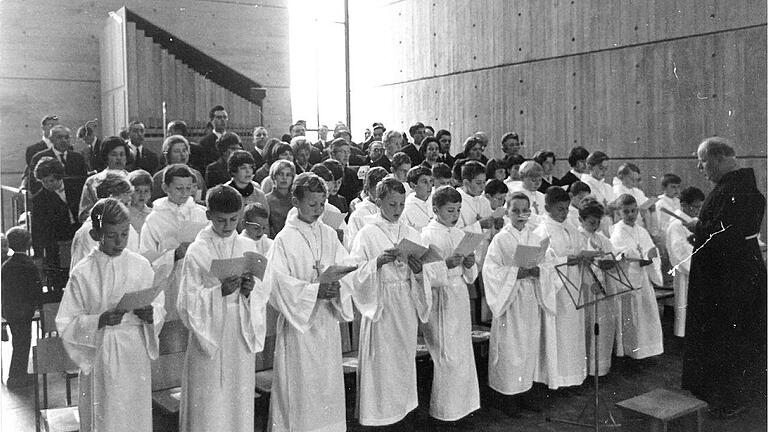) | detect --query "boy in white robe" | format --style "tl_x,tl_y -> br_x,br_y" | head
484,192 -> 546,410
506,161 -> 547,228
350,177 -> 433,427
140,164 -> 208,320
177,185 -> 270,432
610,194 -> 664,359
580,151 -> 616,237
265,173 -> 356,432
401,165 -> 434,232
240,202 -> 274,254
665,187 -> 704,337
57,198 -> 165,432
456,161 -> 495,234
346,167 -> 389,249
477,179 -> 508,322
613,163 -> 655,230
567,181 -> 591,230
420,187 -> 480,421
576,198 -> 619,376
533,187 -> 588,389
655,173 -> 682,237
69,174 -> 140,269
